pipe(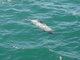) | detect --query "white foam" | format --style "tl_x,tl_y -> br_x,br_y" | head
59,56 -> 62,60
